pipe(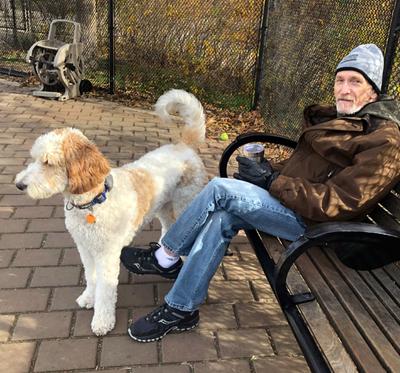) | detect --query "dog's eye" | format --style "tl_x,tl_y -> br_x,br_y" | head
42,160 -> 49,166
